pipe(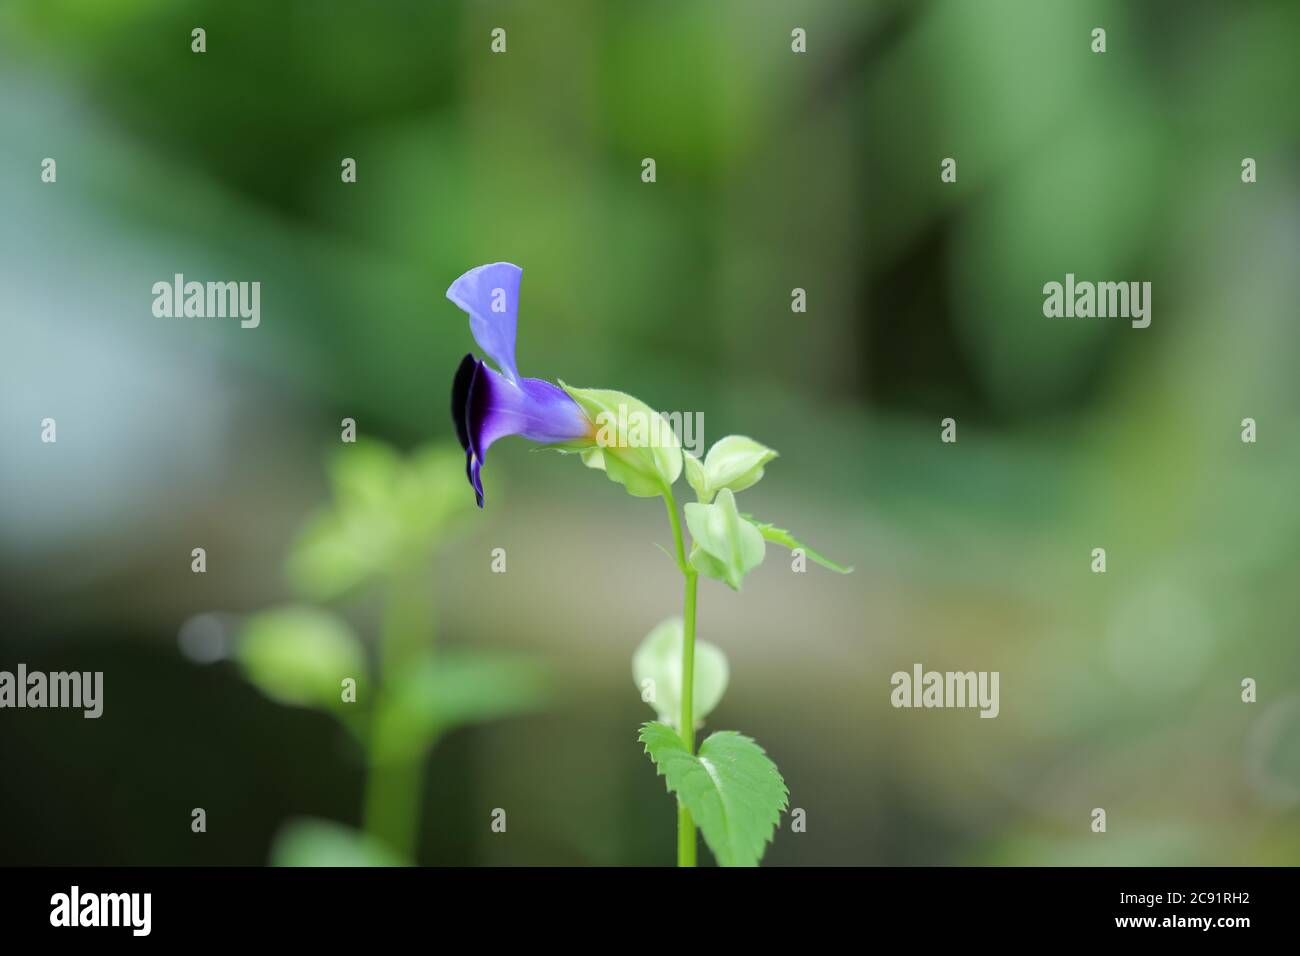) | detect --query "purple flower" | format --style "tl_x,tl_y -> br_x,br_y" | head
447,263 -> 594,507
